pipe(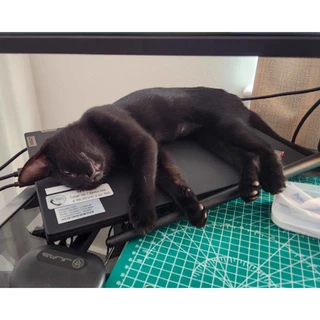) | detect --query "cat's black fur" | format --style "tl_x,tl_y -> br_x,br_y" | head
19,87 -> 312,234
